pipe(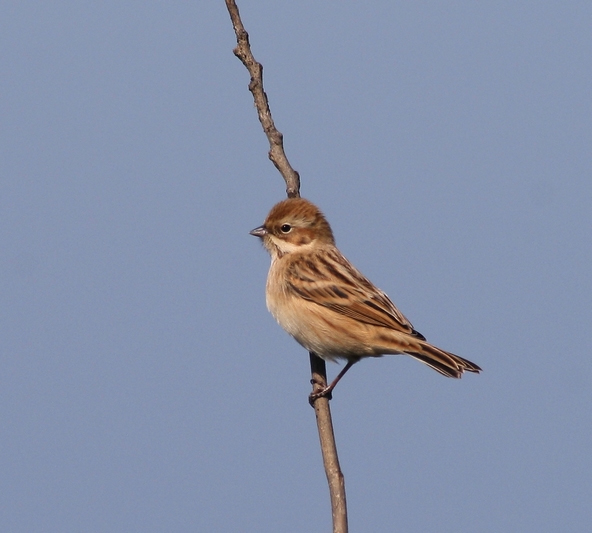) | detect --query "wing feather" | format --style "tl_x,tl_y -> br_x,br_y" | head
286,248 -> 425,339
